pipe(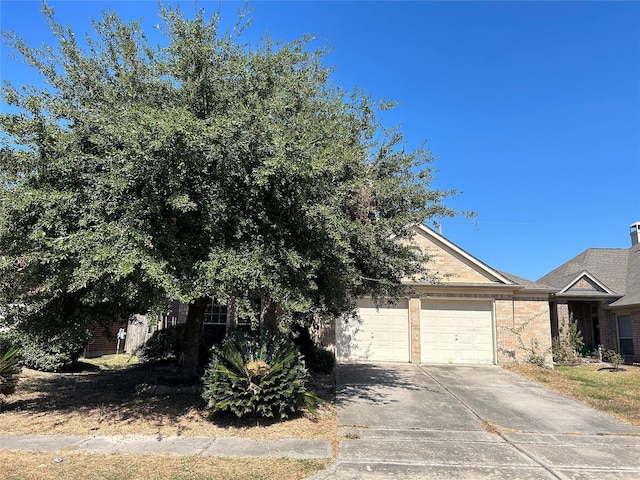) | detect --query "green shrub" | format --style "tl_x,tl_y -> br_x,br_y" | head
0,327 -> 88,372
20,331 -> 87,372
603,349 -> 625,370
303,346 -> 336,374
552,315 -> 584,365
202,331 -> 319,420
139,324 -> 217,366
0,331 -> 20,356
292,323 -> 335,373
0,347 -> 22,395
139,324 -> 185,364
